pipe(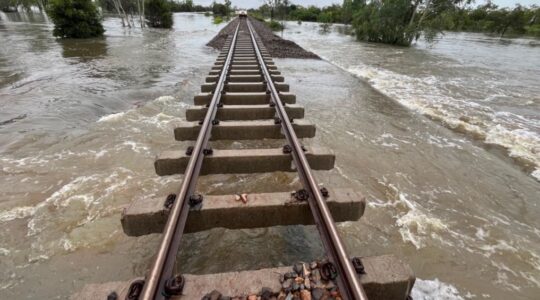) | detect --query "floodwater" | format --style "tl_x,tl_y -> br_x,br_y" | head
0,12 -> 539,300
